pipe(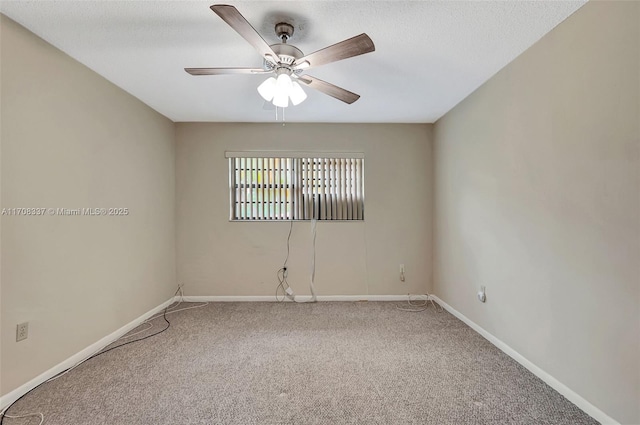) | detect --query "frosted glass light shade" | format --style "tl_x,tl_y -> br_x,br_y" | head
273,74 -> 293,107
289,82 -> 307,106
273,90 -> 289,108
257,77 -> 277,101
275,73 -> 293,93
